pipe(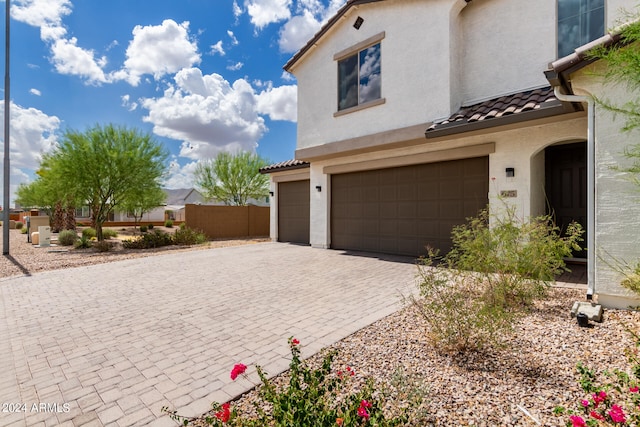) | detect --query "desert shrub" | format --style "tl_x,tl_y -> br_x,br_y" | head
94,240 -> 114,252
179,222 -> 186,230
21,227 -> 28,234
58,230 -> 78,246
15,221 -> 23,229
174,226 -> 207,245
164,219 -> 174,228
139,225 -> 148,233
102,228 -> 118,239
82,228 -> 96,239
413,206 -> 583,353
122,230 -> 173,249
74,235 -> 92,249
147,223 -> 154,230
